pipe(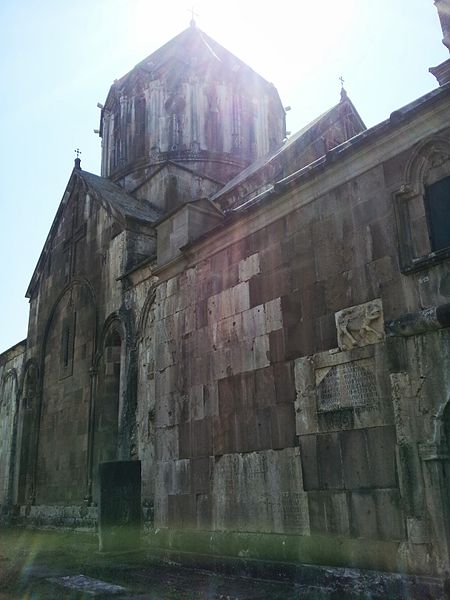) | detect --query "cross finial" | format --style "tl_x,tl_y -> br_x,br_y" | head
74,148 -> 82,169
339,76 -> 348,102
188,6 -> 198,27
